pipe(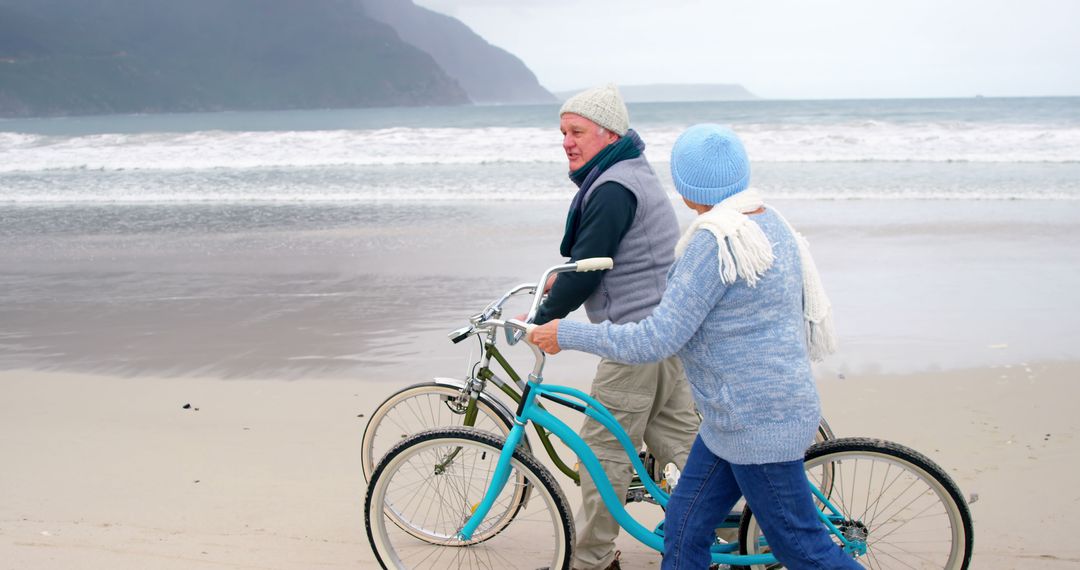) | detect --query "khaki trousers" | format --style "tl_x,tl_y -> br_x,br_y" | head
572,356 -> 699,570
